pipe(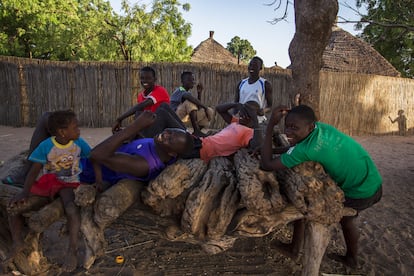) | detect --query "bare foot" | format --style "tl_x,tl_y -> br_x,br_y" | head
271,240 -> 300,261
328,253 -> 358,268
62,250 -> 78,272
